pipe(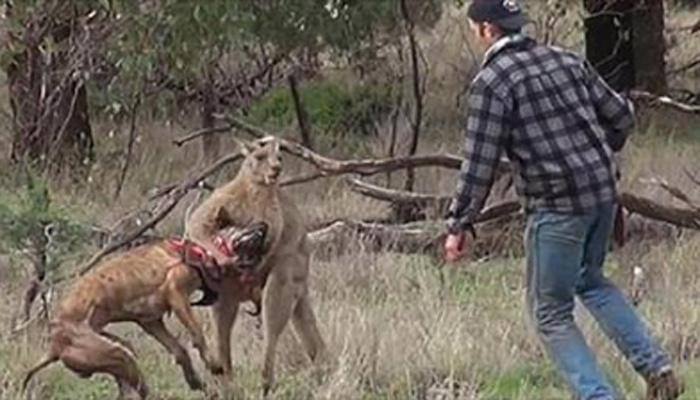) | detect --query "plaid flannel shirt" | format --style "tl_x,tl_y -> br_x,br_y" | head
447,34 -> 635,234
